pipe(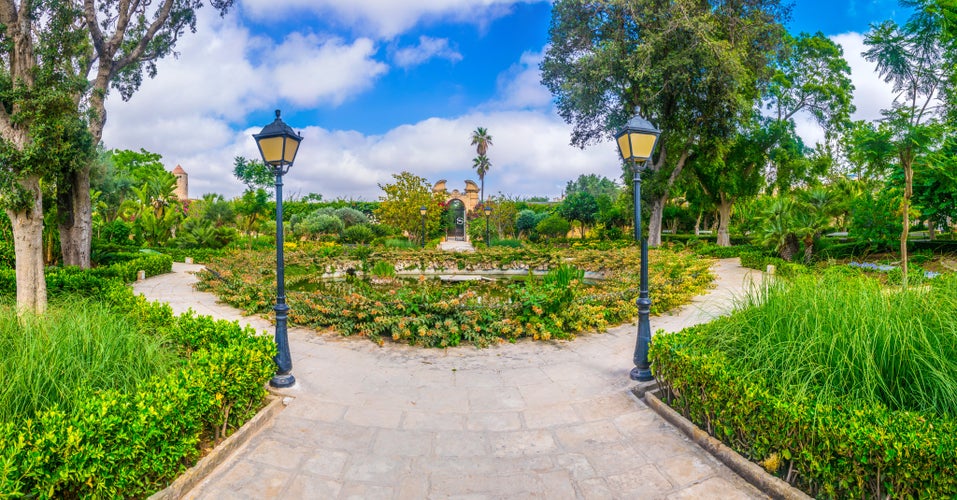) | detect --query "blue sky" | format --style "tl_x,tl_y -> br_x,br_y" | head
102,0 -> 905,201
